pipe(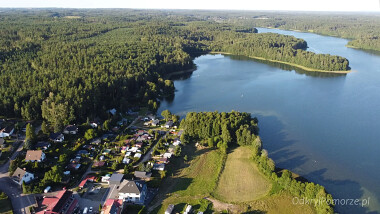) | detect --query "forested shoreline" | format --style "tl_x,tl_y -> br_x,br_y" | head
0,9 -> 350,125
